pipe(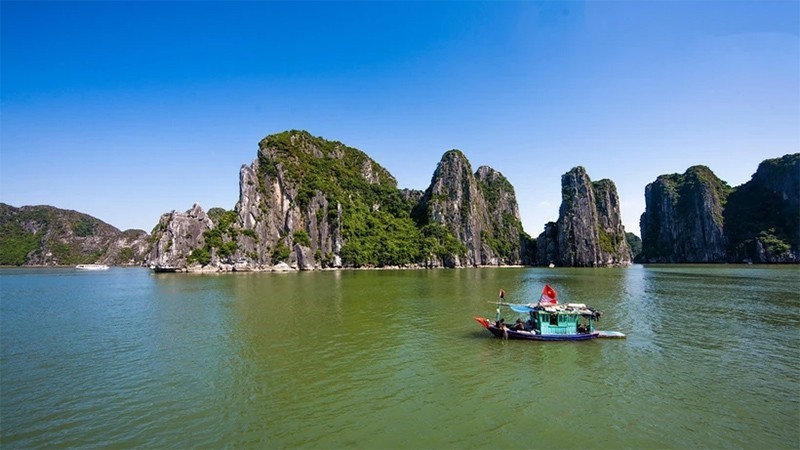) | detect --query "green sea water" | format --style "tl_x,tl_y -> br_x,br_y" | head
1,265 -> 798,448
